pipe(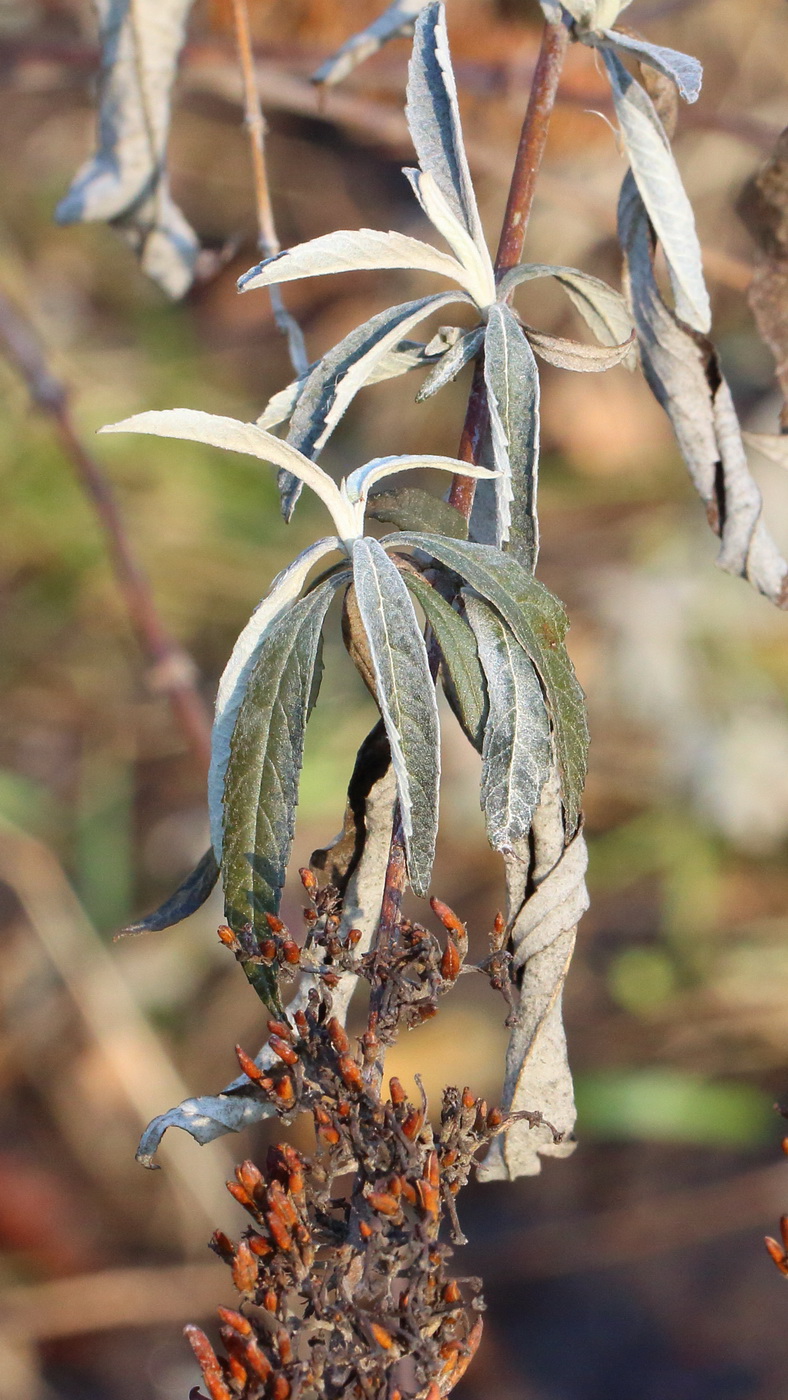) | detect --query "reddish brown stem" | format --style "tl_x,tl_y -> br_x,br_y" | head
0,289 -> 212,775
448,16 -> 569,521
